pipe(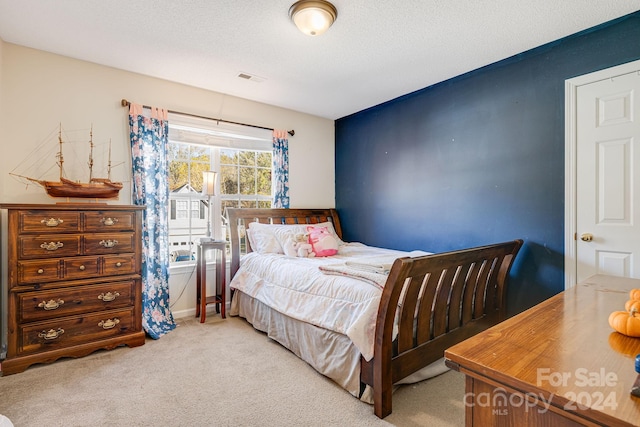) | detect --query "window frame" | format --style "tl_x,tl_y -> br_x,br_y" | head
166,113 -> 273,267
